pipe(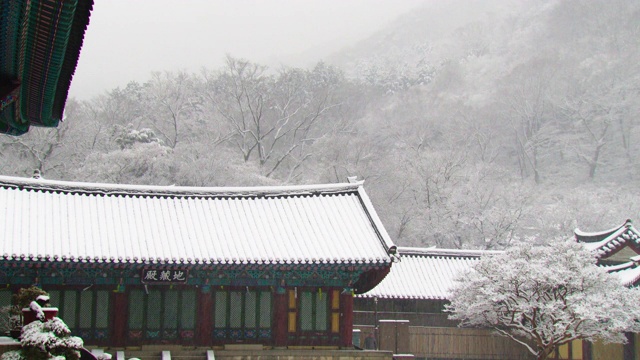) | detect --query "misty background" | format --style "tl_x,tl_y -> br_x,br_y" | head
1,0 -> 639,250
